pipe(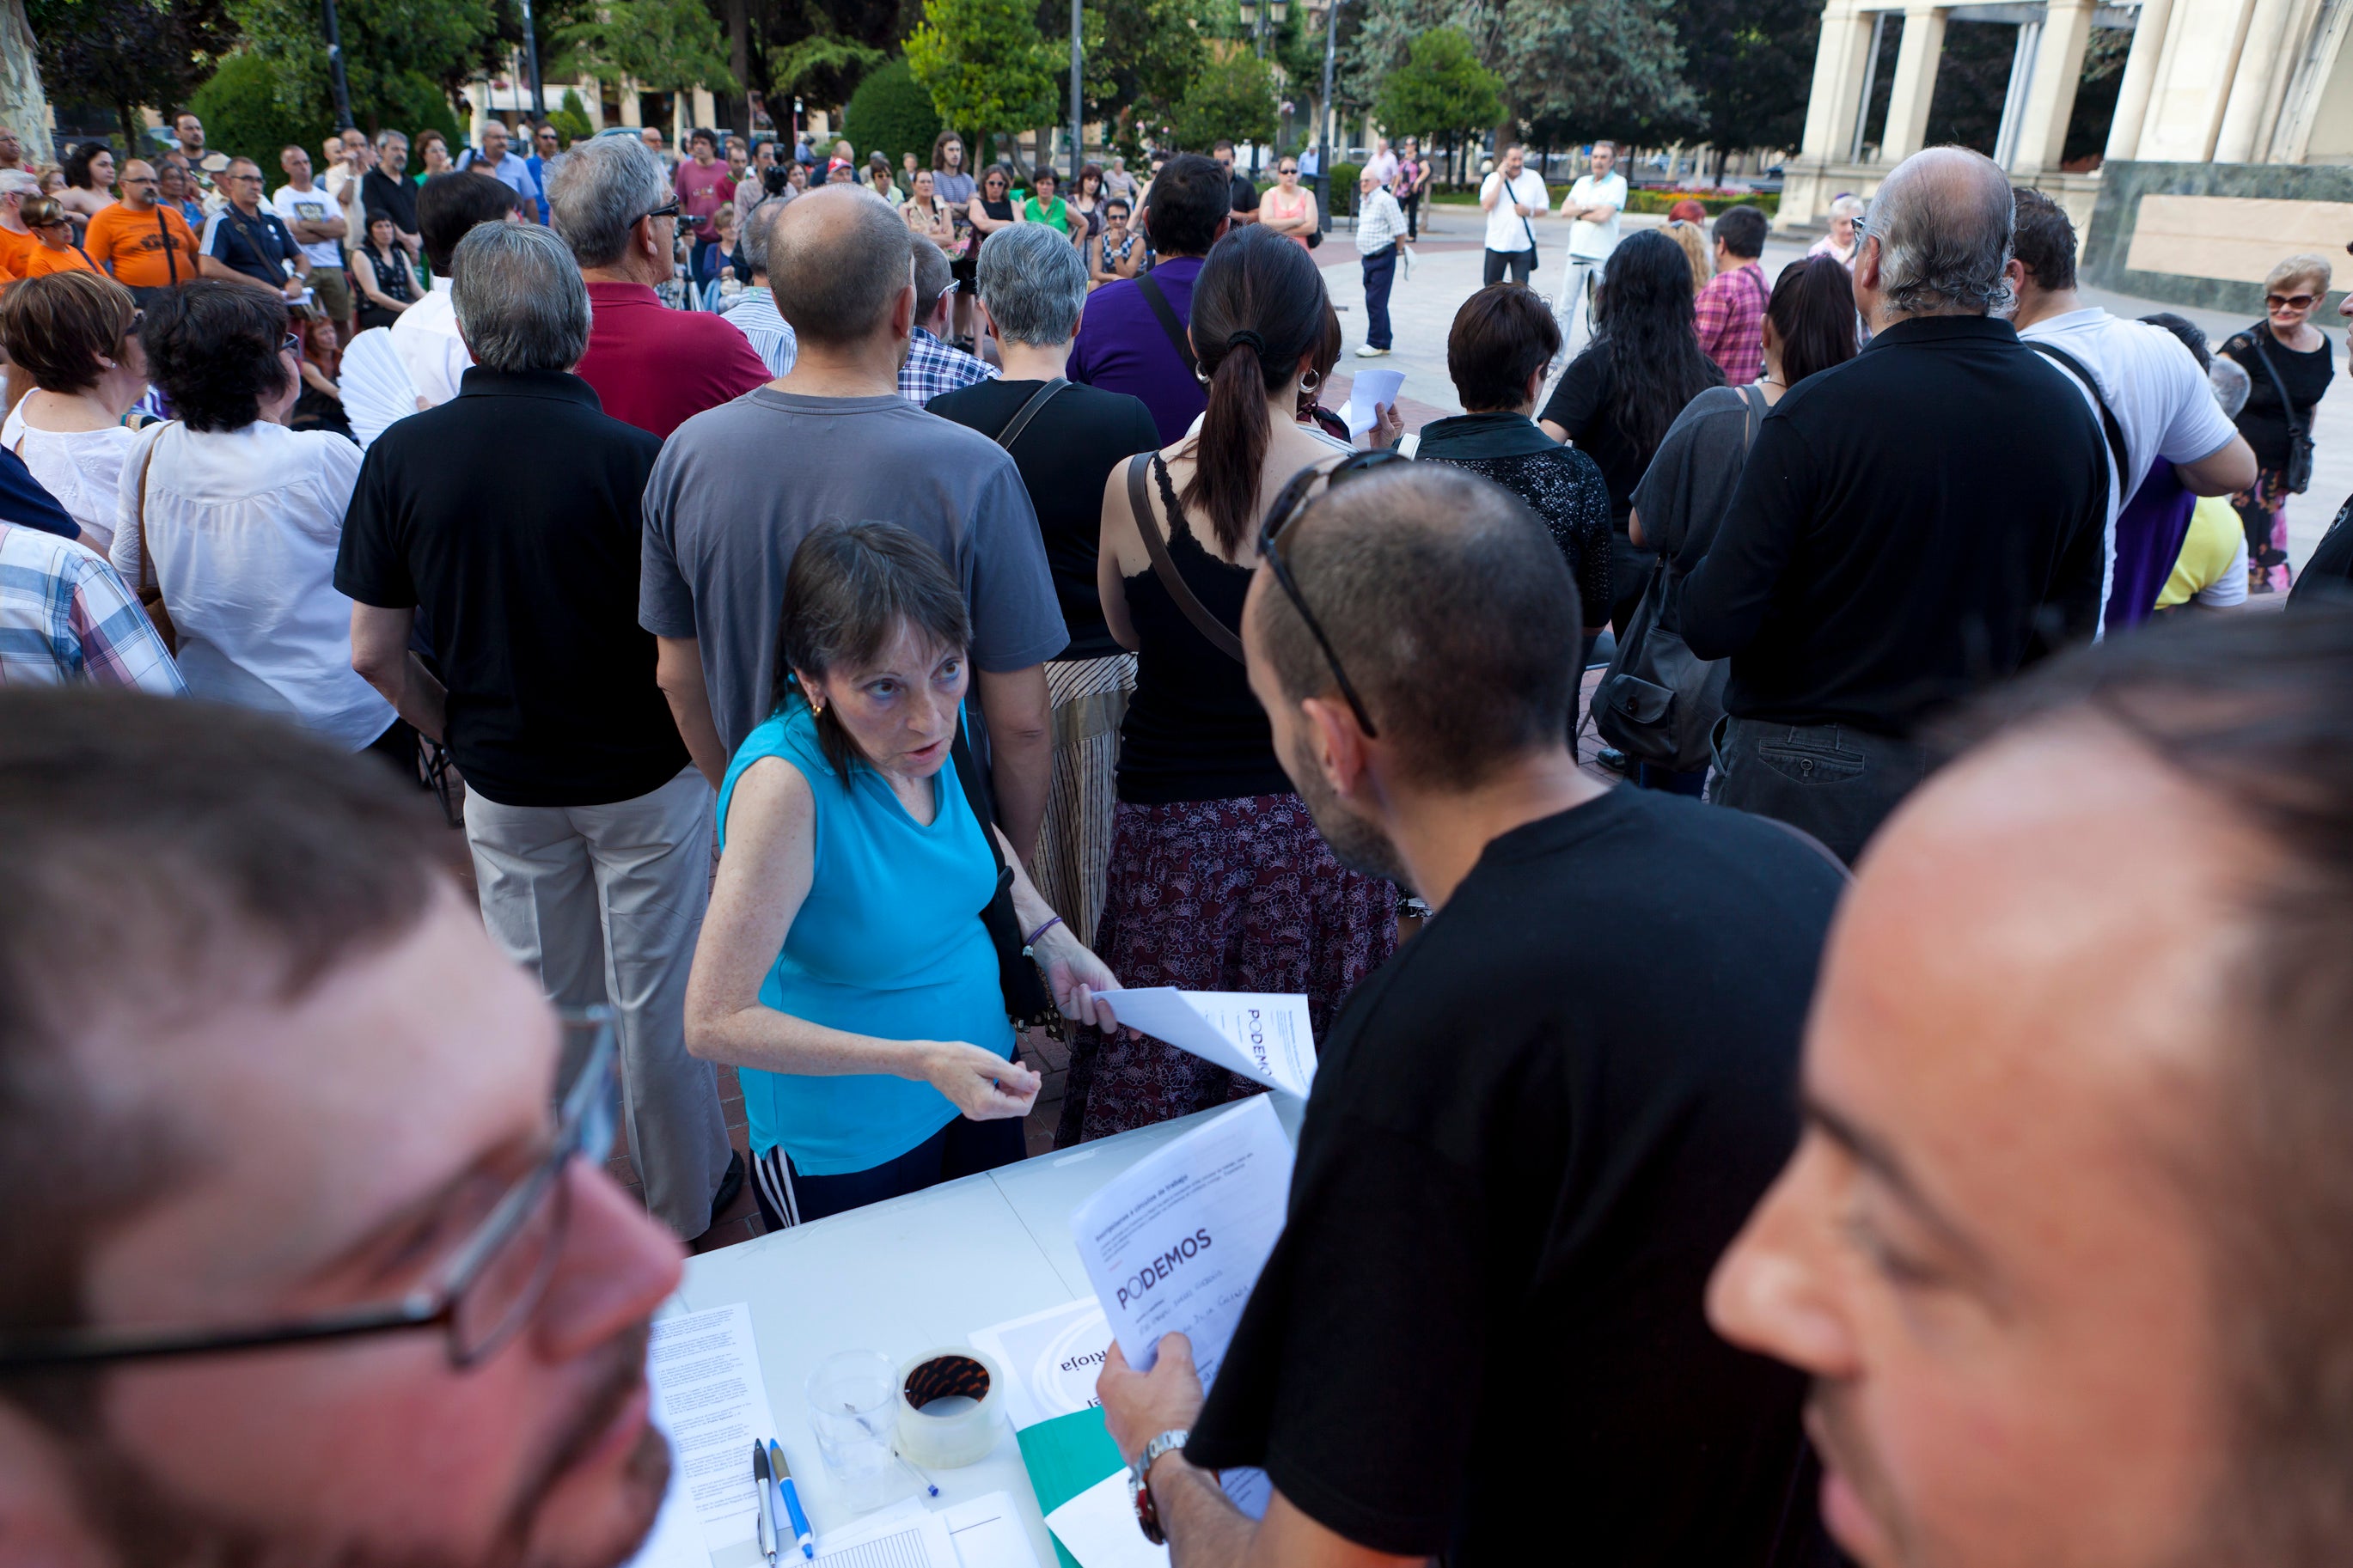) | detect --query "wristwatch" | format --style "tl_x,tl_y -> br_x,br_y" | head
1128,1428 -> 1189,1544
